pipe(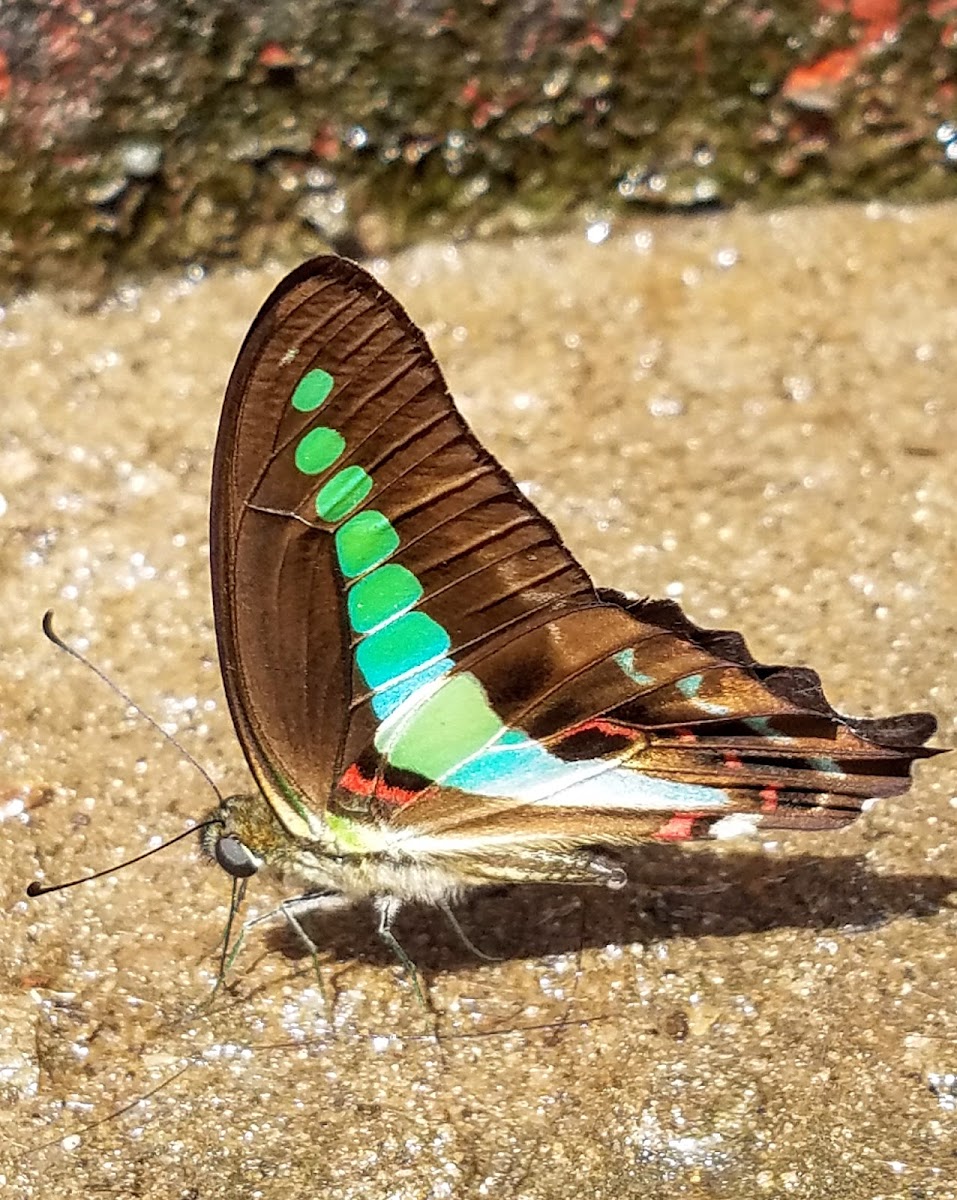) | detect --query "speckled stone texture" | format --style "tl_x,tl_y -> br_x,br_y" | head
1,206 -> 955,1199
